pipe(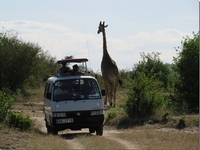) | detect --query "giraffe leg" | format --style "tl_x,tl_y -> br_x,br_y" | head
104,81 -> 109,106
113,82 -> 117,107
104,90 -> 107,105
105,93 -> 108,105
109,91 -> 113,106
109,84 -> 113,106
